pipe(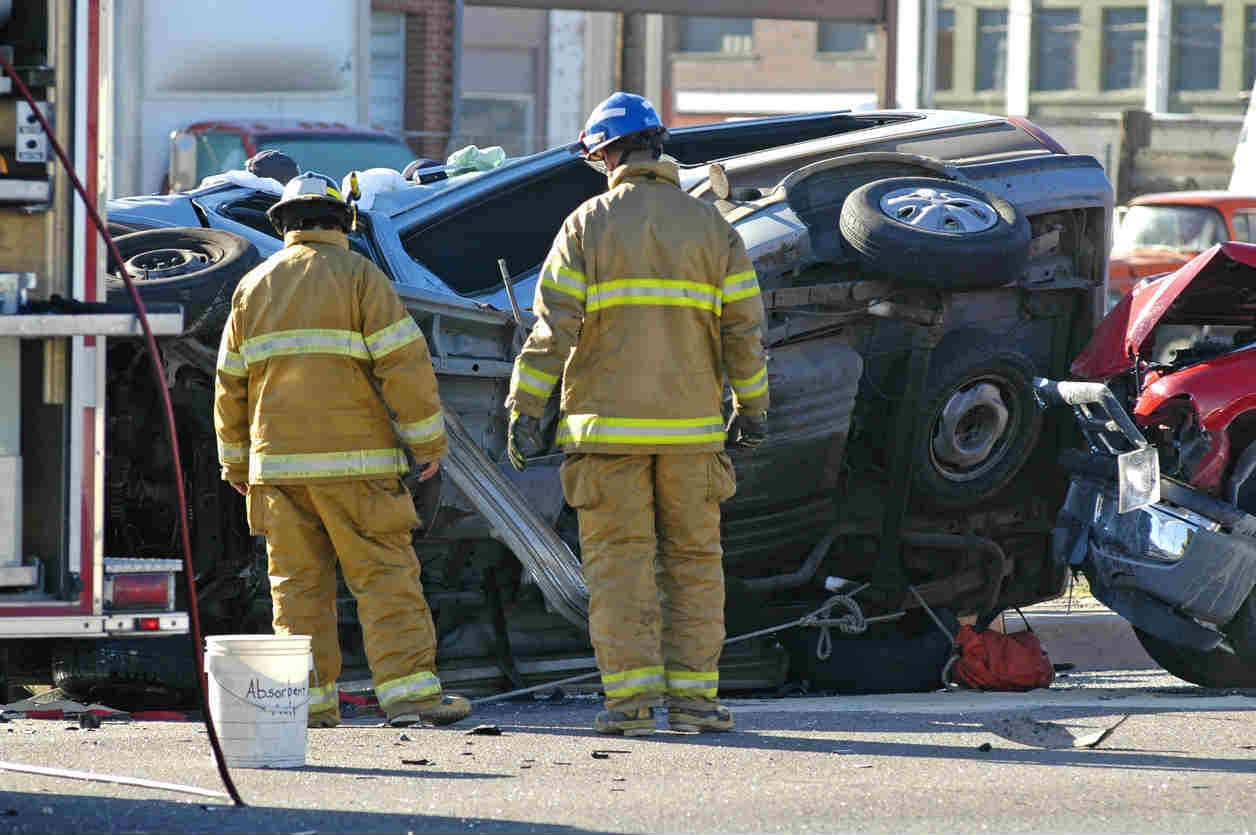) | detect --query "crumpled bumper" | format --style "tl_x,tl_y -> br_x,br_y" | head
1054,477 -> 1256,649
